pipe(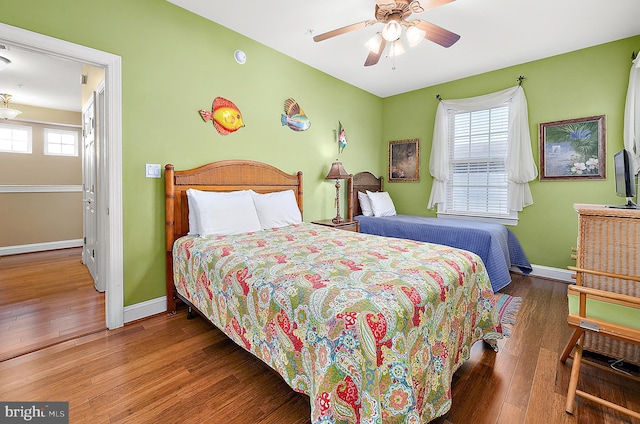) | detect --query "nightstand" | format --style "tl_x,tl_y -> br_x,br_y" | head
312,219 -> 360,233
